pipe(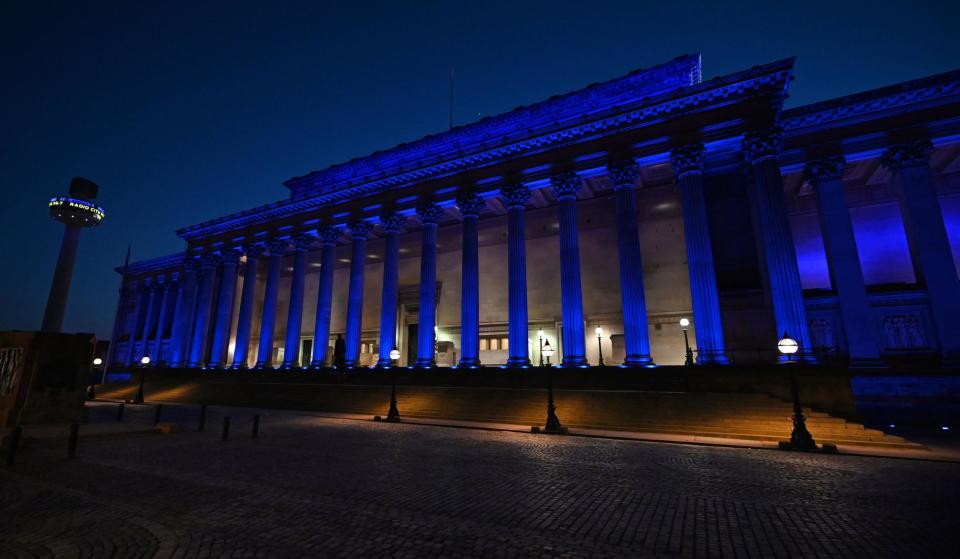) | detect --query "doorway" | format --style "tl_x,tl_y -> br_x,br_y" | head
406,324 -> 418,365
